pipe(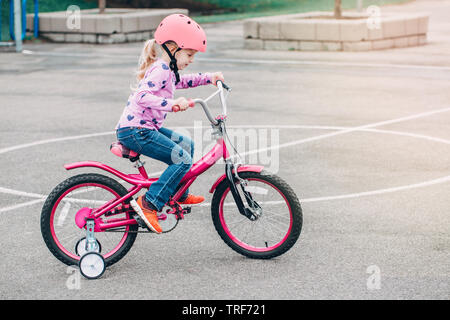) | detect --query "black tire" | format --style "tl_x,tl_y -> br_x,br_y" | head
75,237 -> 102,256
41,173 -> 138,267
79,252 -> 106,280
211,170 -> 302,259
